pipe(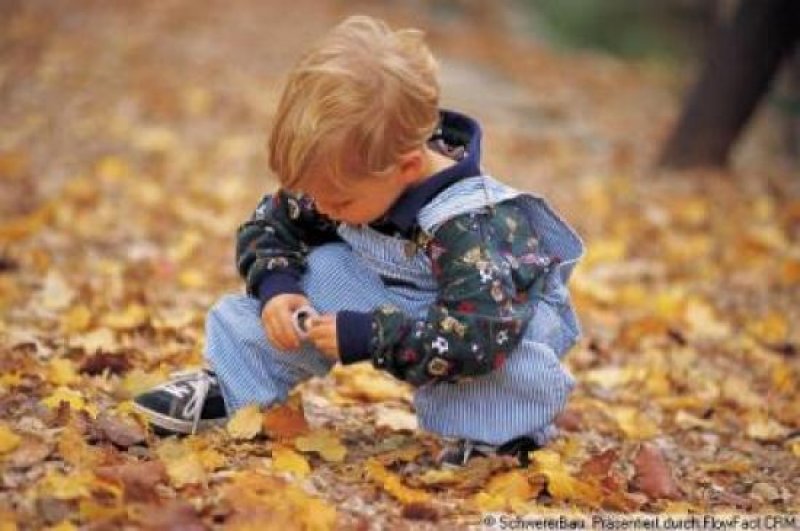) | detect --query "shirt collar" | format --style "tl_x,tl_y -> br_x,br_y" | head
381,109 -> 483,233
